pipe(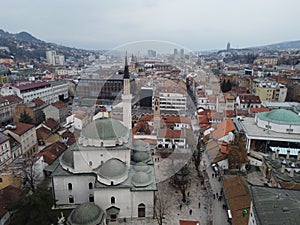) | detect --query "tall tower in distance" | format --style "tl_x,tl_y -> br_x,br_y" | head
153,91 -> 161,135
226,42 -> 231,51
122,54 -> 132,130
